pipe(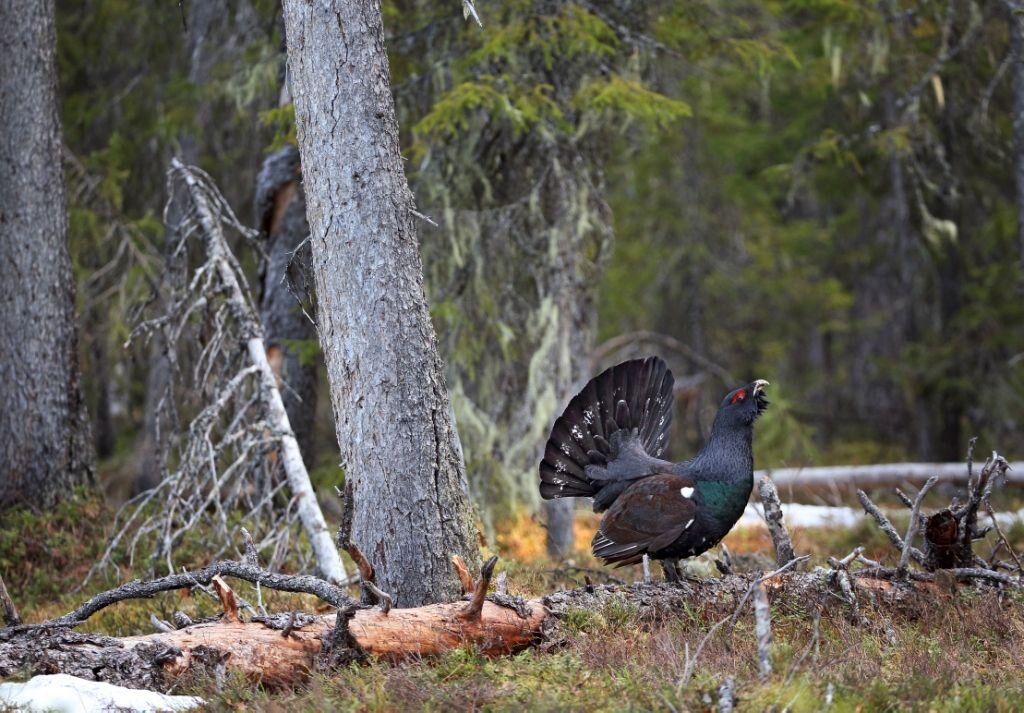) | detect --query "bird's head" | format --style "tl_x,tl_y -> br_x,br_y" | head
716,379 -> 770,427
